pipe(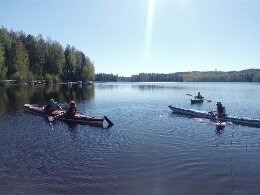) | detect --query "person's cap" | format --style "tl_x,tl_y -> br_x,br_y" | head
69,101 -> 76,106
50,99 -> 54,103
